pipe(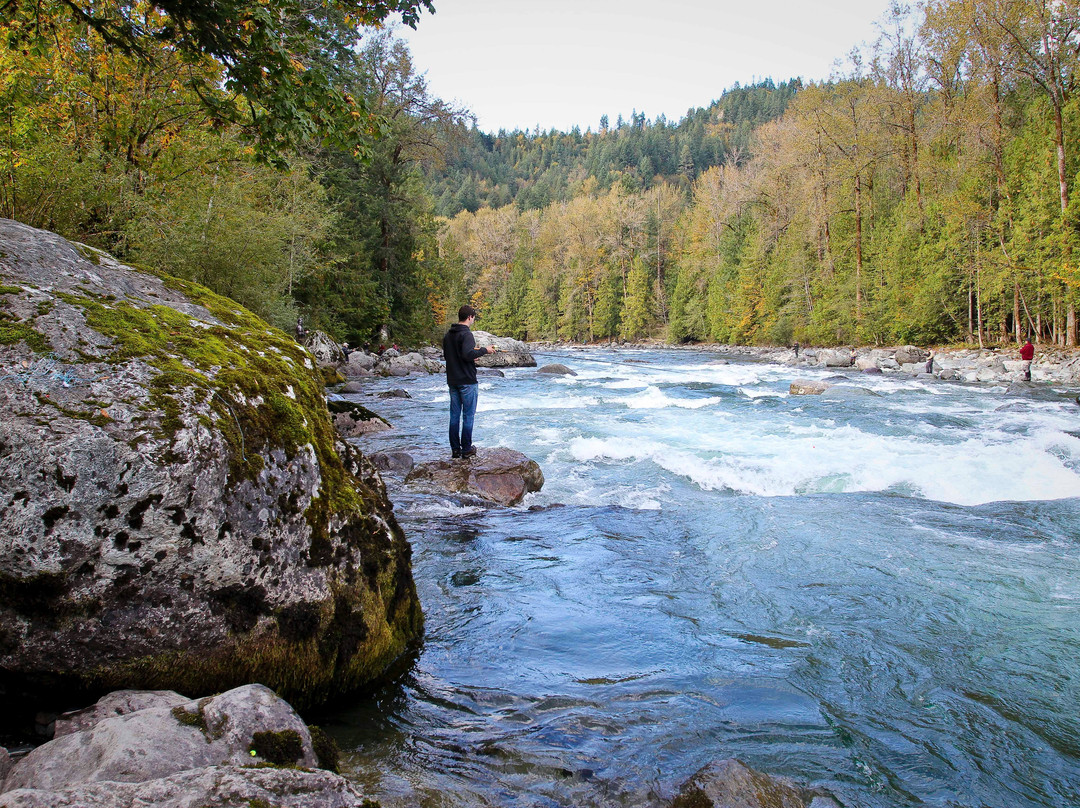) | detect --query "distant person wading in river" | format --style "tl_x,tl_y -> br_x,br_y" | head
443,305 -> 496,459
1020,338 -> 1035,381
